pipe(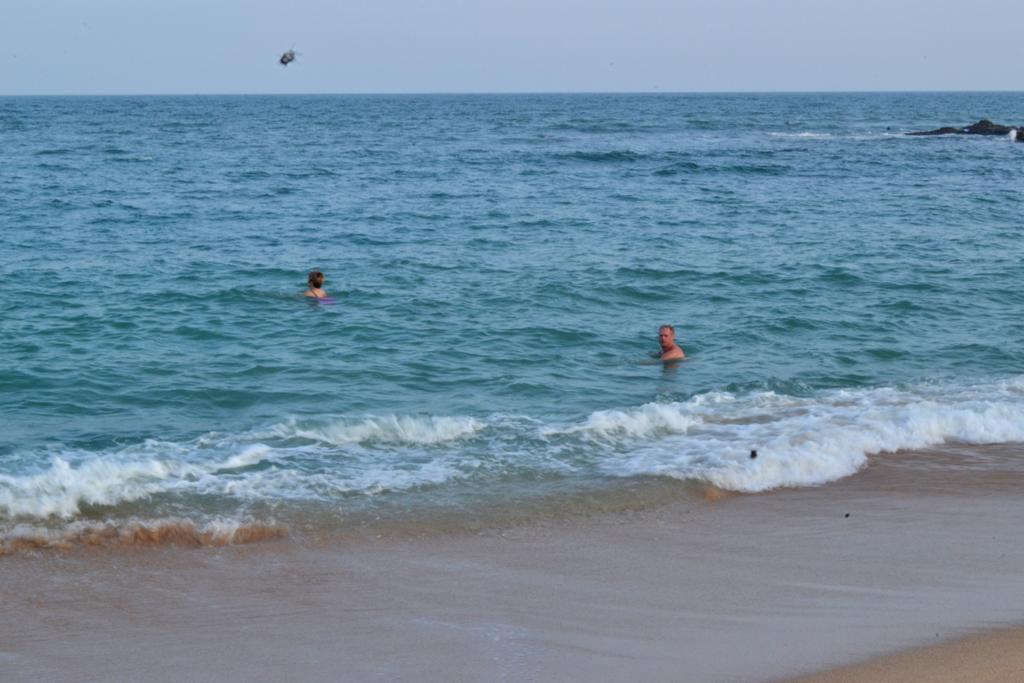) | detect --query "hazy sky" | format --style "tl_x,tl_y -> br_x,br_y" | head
2,0 -> 1020,95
